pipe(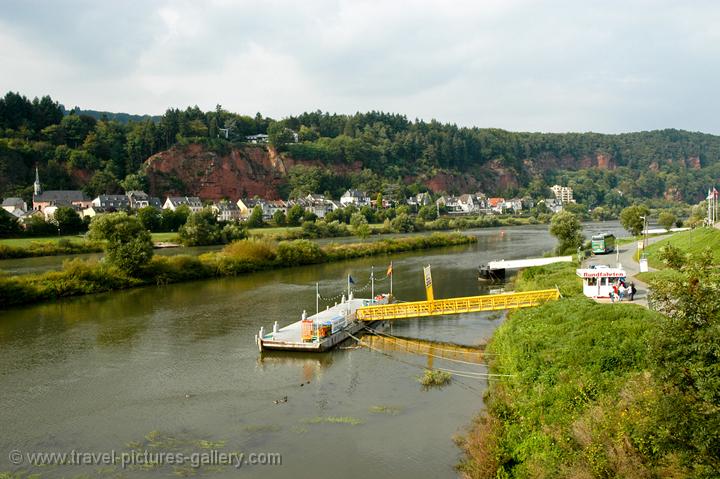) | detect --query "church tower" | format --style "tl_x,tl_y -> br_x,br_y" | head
33,166 -> 42,196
